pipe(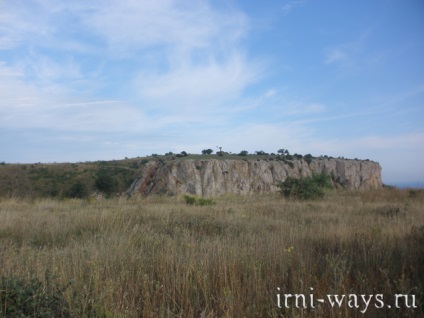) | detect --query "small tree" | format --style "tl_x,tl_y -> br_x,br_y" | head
202,149 -> 213,155
278,149 -> 290,155
238,150 -> 248,156
304,154 -> 313,164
